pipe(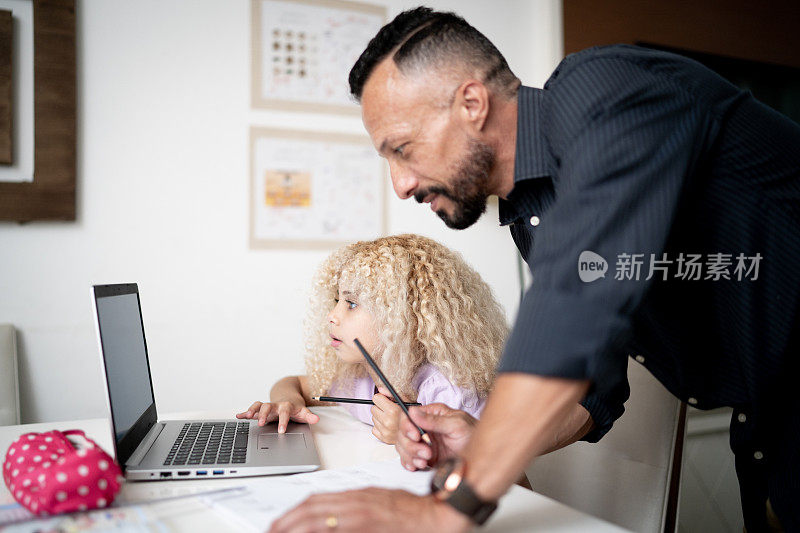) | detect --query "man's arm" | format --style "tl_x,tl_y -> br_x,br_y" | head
540,397 -> 595,454
396,385 -> 594,472
269,376 -> 593,533
460,374 -> 590,500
